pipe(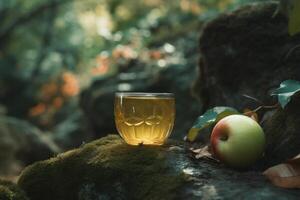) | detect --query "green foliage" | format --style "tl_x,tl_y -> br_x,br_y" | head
187,107 -> 238,142
287,0 -> 300,36
271,80 -> 300,108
